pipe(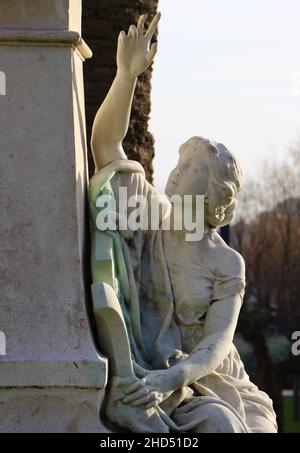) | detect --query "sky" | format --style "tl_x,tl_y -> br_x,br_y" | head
149,0 -> 300,191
